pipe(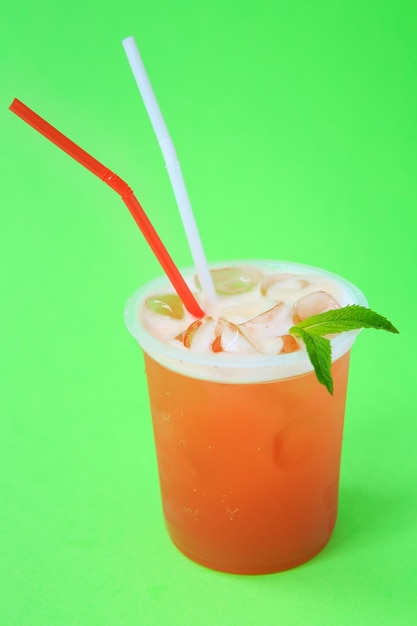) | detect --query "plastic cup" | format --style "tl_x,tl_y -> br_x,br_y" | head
125,260 -> 367,574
